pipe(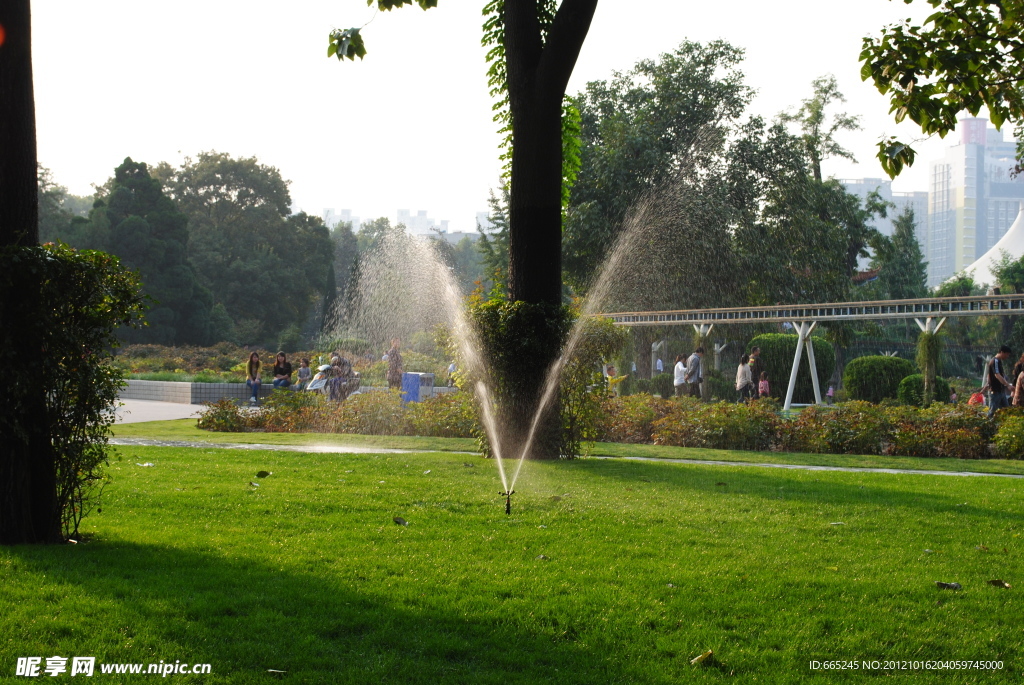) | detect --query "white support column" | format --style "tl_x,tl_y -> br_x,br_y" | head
914,316 -> 947,334
692,324 -> 714,338
783,321 -> 819,410
804,325 -> 822,406
714,341 -> 729,372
